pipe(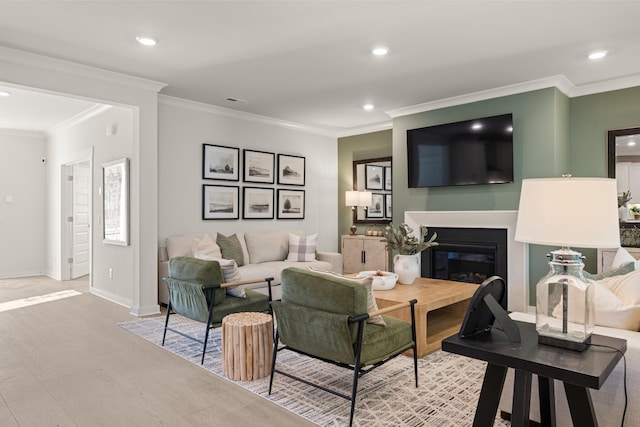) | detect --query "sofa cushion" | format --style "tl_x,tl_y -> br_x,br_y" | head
612,246 -> 637,269
286,233 -> 317,262
193,253 -> 245,298
216,233 -> 245,266
599,269 -> 640,306
192,233 -> 222,259
305,267 -> 385,325
166,234 -> 197,259
244,230 -> 292,264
